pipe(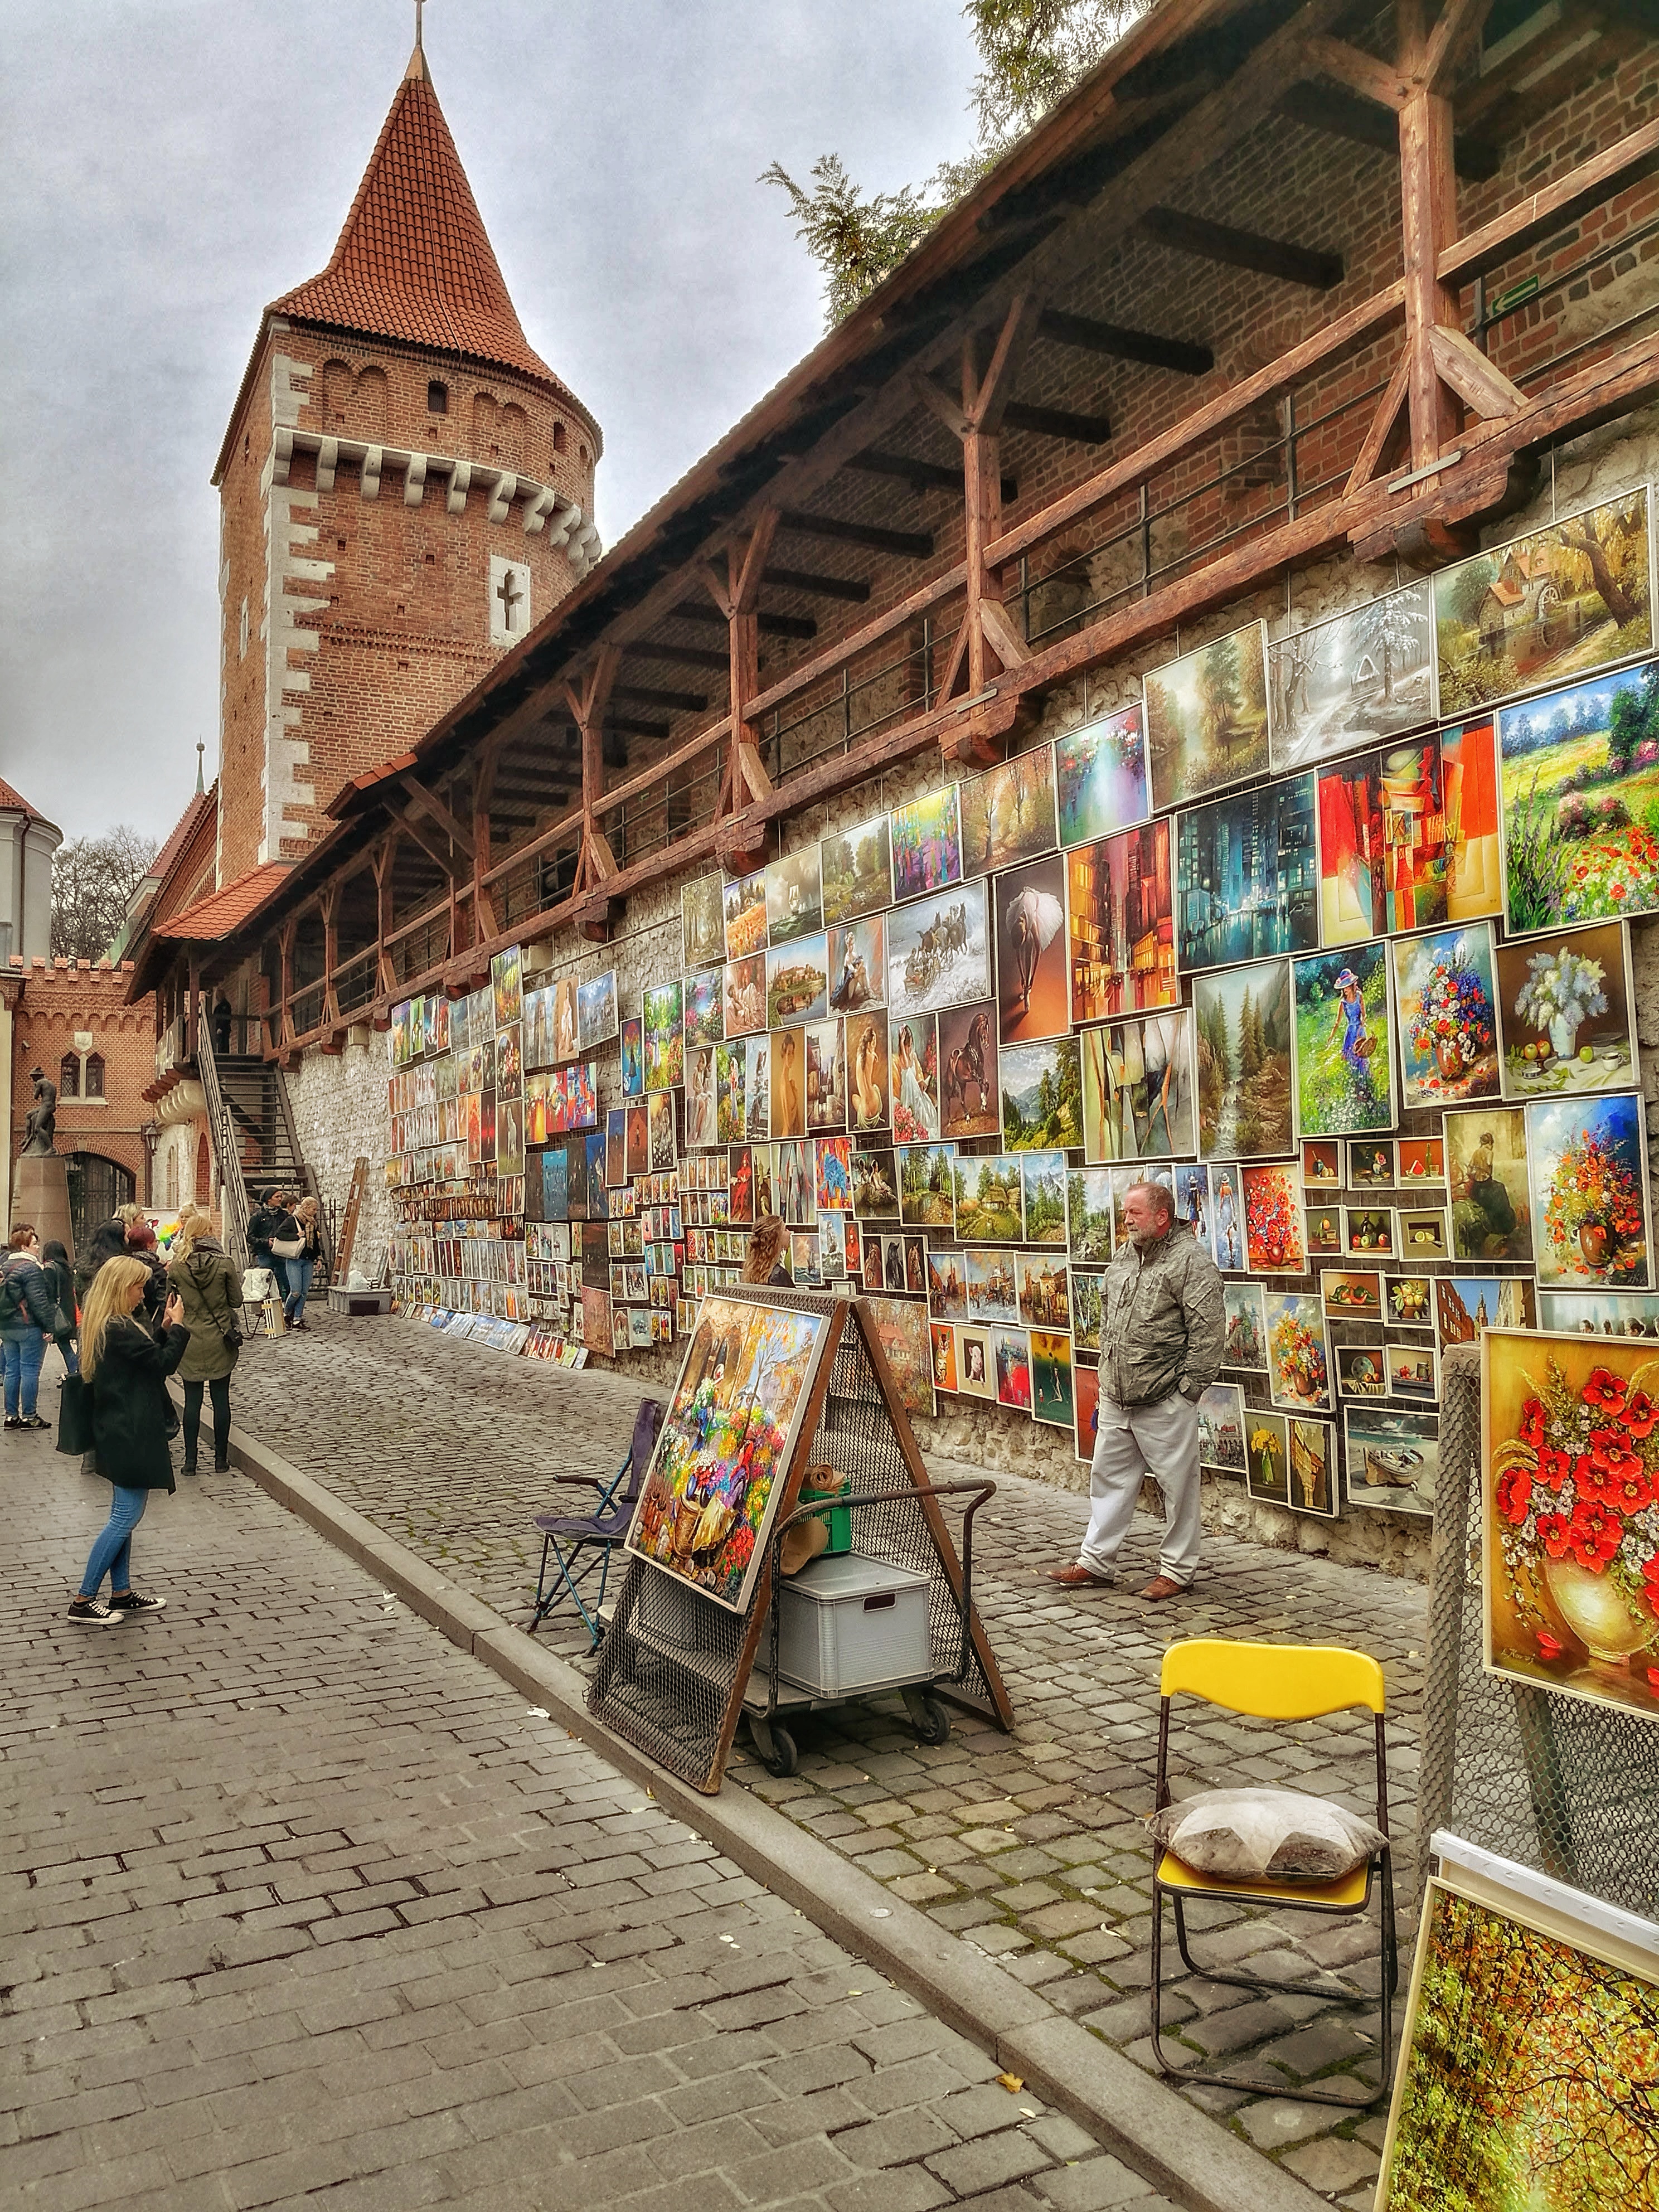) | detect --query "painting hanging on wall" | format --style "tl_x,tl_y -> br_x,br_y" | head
724,954 -> 766,1039
804,1020 -> 848,1134
1145,619 -> 1272,812
1244,1409 -> 1290,1506
1500,658 -> 1659,932
1197,1381 -> 1246,1473
889,1014 -> 940,1143
965,1248 -> 1018,1324
1439,717 -> 1504,922
937,1002 -> 1000,1139
1496,918 -> 1637,1098
770,1027 -> 807,1139
827,916 -> 885,1016
898,1142 -> 958,1230
1398,1134 -> 1445,1185
1482,1327 -> 1659,1719
993,1325 -> 1032,1411
1241,1162 -> 1307,1274
1292,942 -> 1396,1137
850,1145 -> 900,1220
1444,1104 -> 1534,1263
846,1011 -> 890,1133
995,855 -> 1071,1043
1174,772 -> 1317,973
1021,1150 -> 1069,1245
954,1153 -> 1026,1243
1174,1162 -> 1215,1260
1434,488 -> 1651,716
1527,1091 -> 1652,1288
959,743 -> 1058,876
1223,1279 -> 1268,1366
1437,1273 -> 1536,1345
1001,1036 -> 1083,1153
1080,1010 -> 1196,1163
1343,1403 -> 1437,1516
743,1034 -> 772,1142
958,1322 -> 996,1400
1391,923 -> 1501,1107
766,849 -> 823,948
1537,1288 -> 1659,1335
1055,705 -> 1150,846
1070,1264 -> 1105,1346
491,944 -> 522,1029
766,935 -> 830,1030
685,1046 -> 719,1151
1066,817 -> 1176,1025
1031,1329 -> 1074,1429
577,971 -> 619,1052
1192,955 -> 1293,1161
1264,1290 -> 1332,1413
724,871 -> 768,960
643,981 -> 684,1094
1074,1359 -> 1100,1466
622,1299 -> 823,1599
1212,1166 -> 1246,1270
1268,580 -> 1435,772
1287,1418 -> 1336,1517
1066,1167 -> 1113,1262
887,881 -> 992,1016
715,1044 -> 746,1146
821,812 -> 894,926
682,877 -> 726,971
890,788 -> 963,901
683,968 -> 724,1049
